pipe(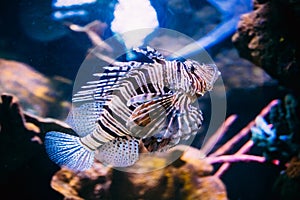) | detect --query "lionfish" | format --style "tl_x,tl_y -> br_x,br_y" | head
45,47 -> 220,171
